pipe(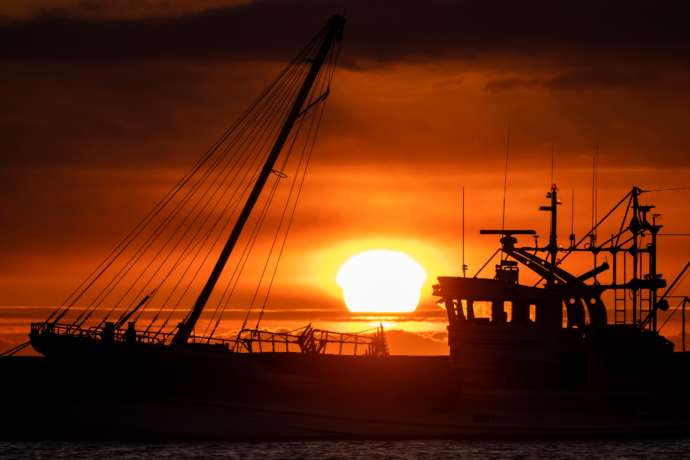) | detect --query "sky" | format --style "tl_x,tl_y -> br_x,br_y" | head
2,0 -> 690,354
